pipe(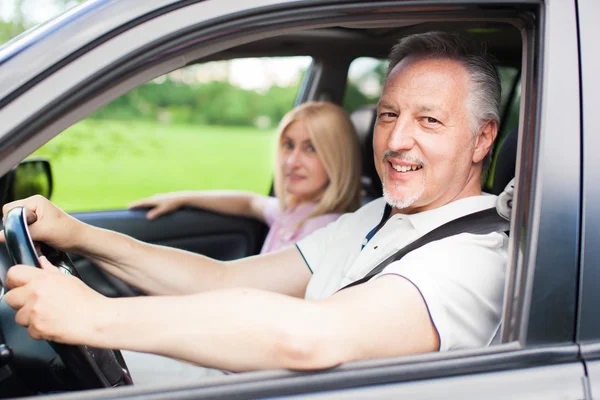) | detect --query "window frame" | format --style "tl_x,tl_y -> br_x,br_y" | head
577,0 -> 600,346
